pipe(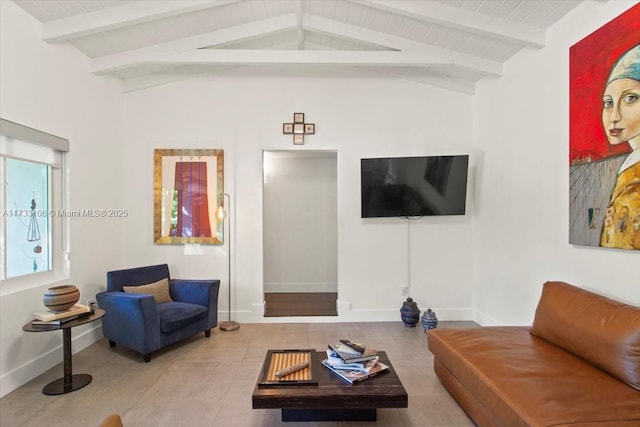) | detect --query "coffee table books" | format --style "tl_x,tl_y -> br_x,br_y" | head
325,349 -> 379,372
321,358 -> 389,385
256,349 -> 318,388
328,341 -> 378,363
33,303 -> 91,322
